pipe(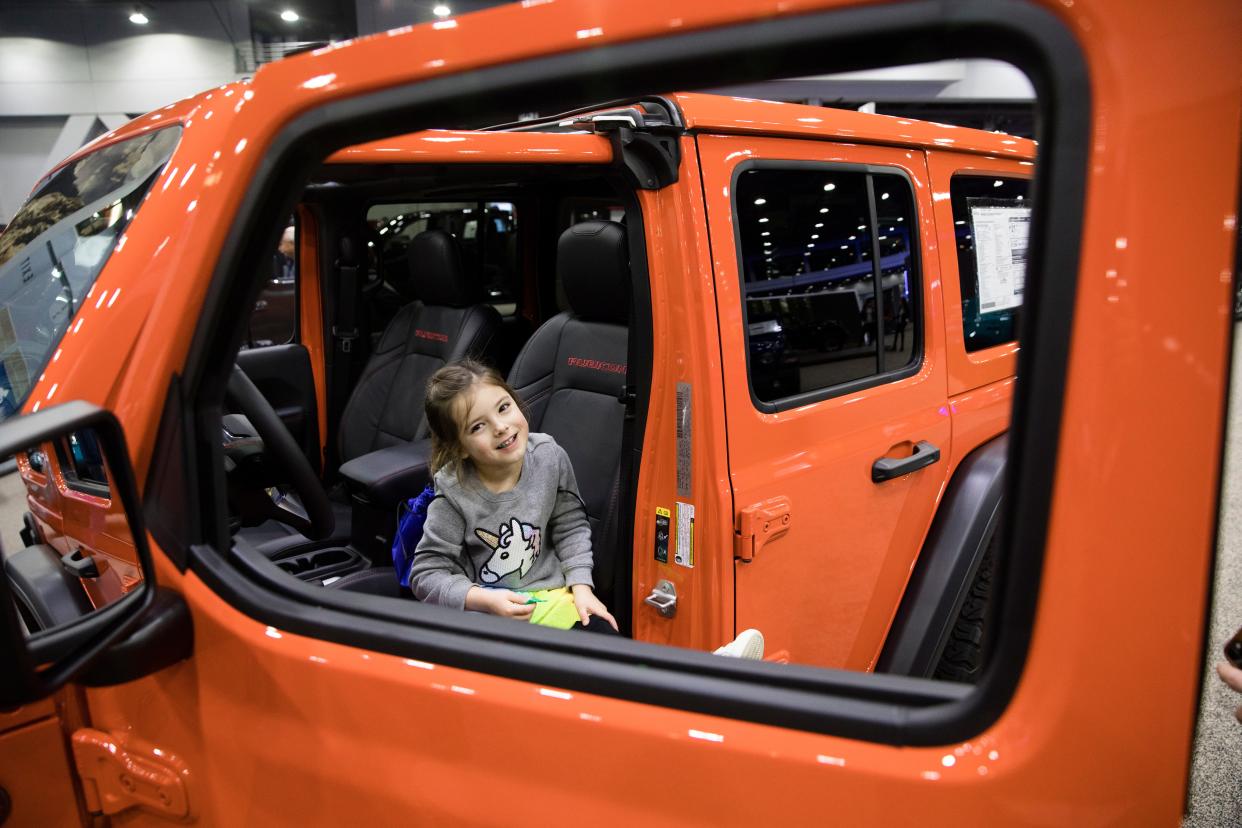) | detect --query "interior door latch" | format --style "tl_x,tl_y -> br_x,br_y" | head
734,496 -> 792,563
